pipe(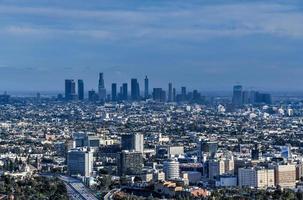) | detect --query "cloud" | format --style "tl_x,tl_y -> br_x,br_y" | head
1,26 -> 113,39
0,1 -> 303,41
